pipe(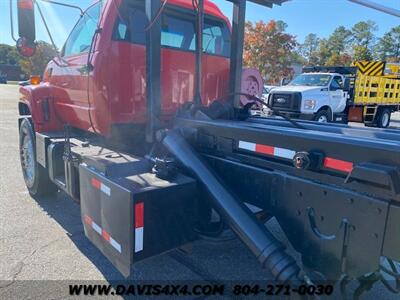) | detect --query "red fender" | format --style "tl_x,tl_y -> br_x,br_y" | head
19,83 -> 64,132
